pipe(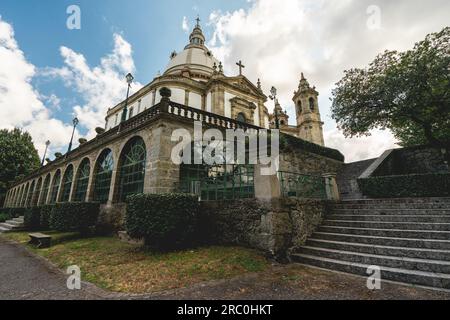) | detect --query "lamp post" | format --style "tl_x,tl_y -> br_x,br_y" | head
67,117 -> 79,154
41,140 -> 50,166
269,86 -> 280,129
121,73 -> 134,123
